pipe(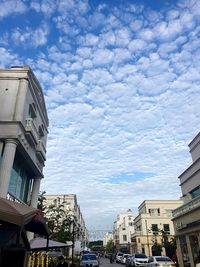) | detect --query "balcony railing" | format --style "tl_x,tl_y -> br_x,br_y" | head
25,118 -> 38,147
173,195 -> 200,218
36,140 -> 46,162
7,192 -> 26,205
